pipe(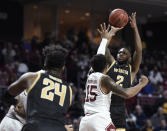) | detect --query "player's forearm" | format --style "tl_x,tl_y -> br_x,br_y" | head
102,76 -> 129,98
124,83 -> 144,98
133,26 -> 142,52
105,48 -> 113,65
8,82 -> 24,96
